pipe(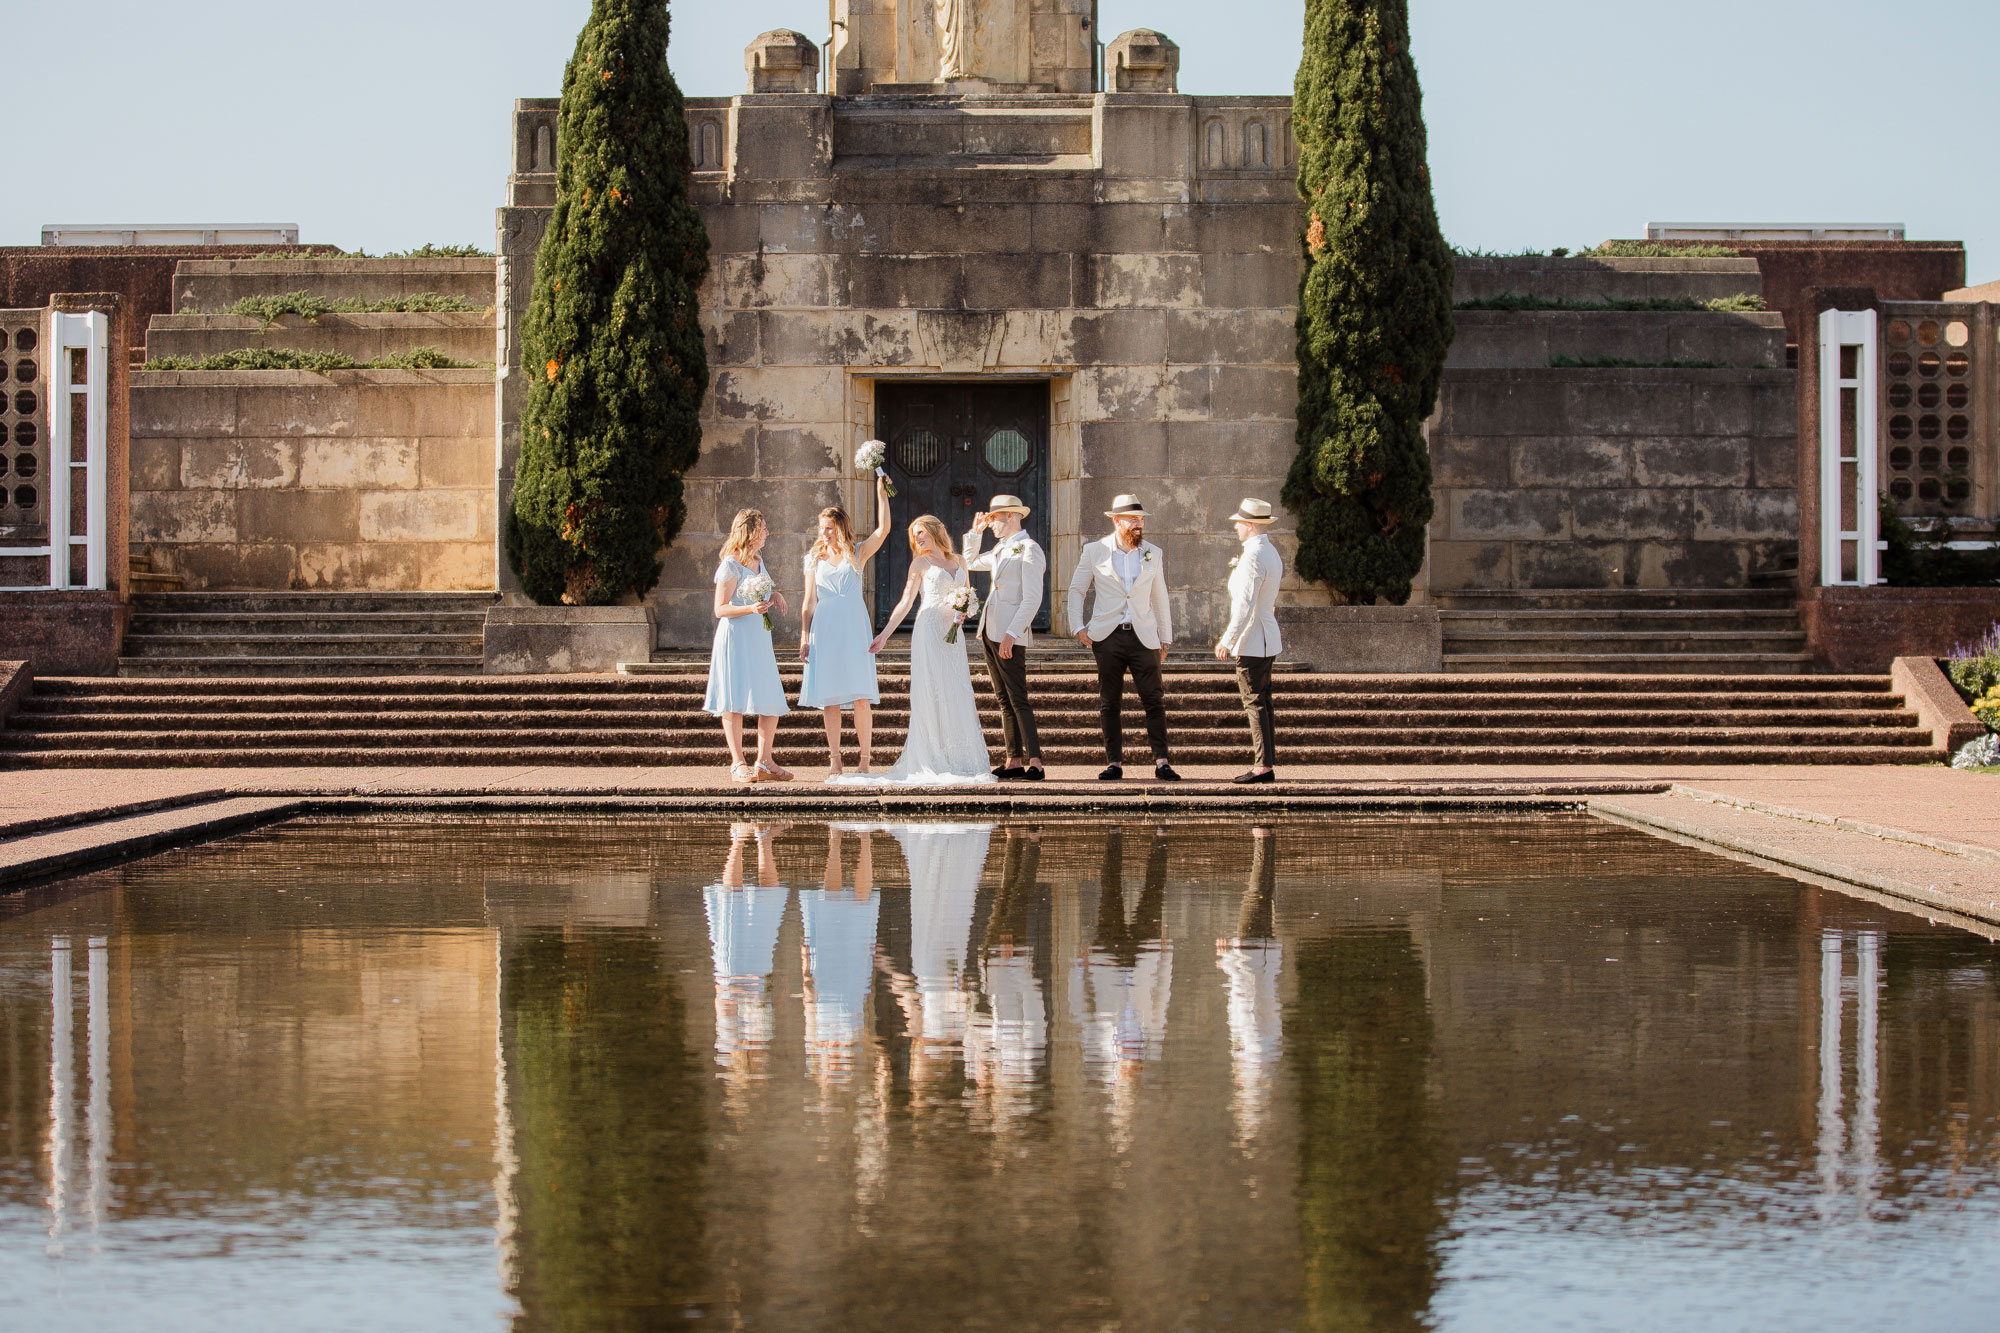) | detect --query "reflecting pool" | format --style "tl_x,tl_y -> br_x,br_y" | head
2,815 -> 1999,1329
